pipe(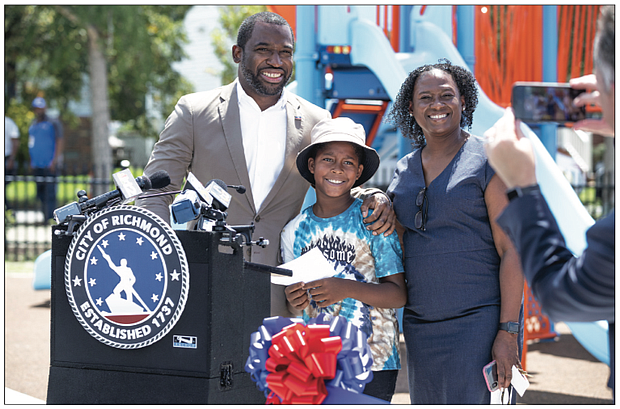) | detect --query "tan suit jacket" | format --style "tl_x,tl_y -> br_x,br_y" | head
137,80 -> 330,316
